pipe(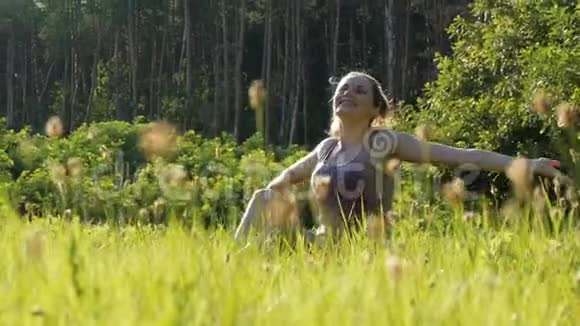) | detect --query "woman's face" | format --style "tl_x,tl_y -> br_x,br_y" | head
333,75 -> 378,123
